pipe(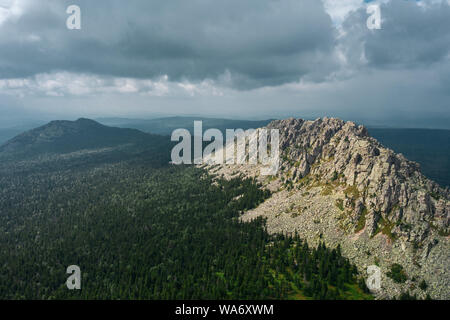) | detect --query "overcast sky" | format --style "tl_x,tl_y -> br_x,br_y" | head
0,0 -> 449,128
